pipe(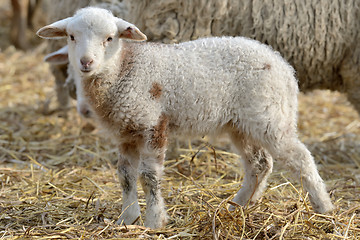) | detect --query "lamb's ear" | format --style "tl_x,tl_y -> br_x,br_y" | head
116,18 -> 147,41
44,46 -> 69,65
37,17 -> 72,39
